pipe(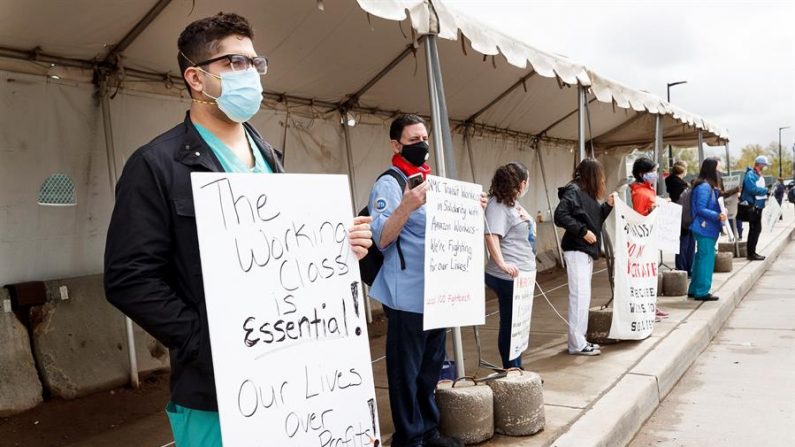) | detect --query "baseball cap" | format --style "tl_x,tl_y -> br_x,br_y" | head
754,155 -> 770,166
